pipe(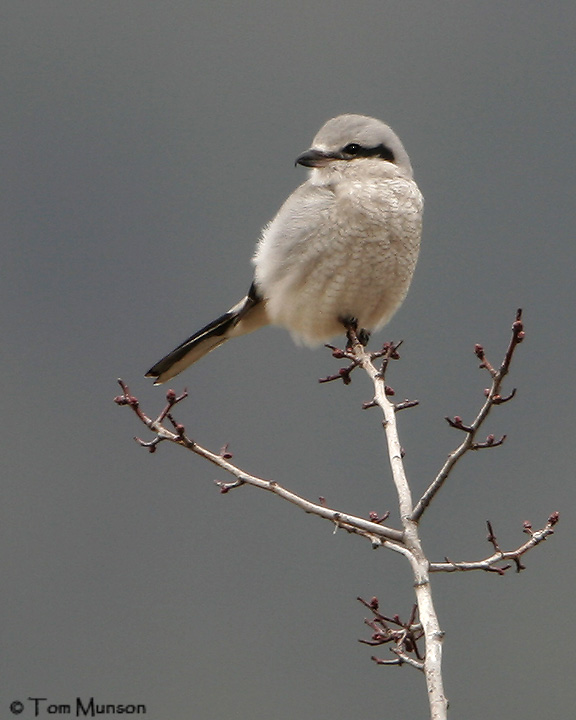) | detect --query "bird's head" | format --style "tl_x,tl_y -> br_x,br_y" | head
295,114 -> 413,179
